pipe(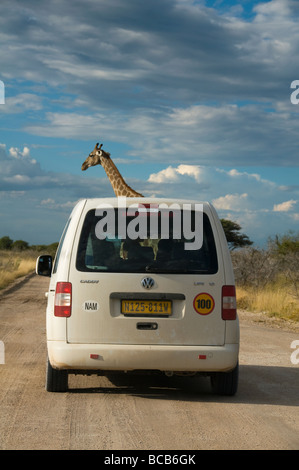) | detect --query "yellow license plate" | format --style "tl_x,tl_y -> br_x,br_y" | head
121,300 -> 172,315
